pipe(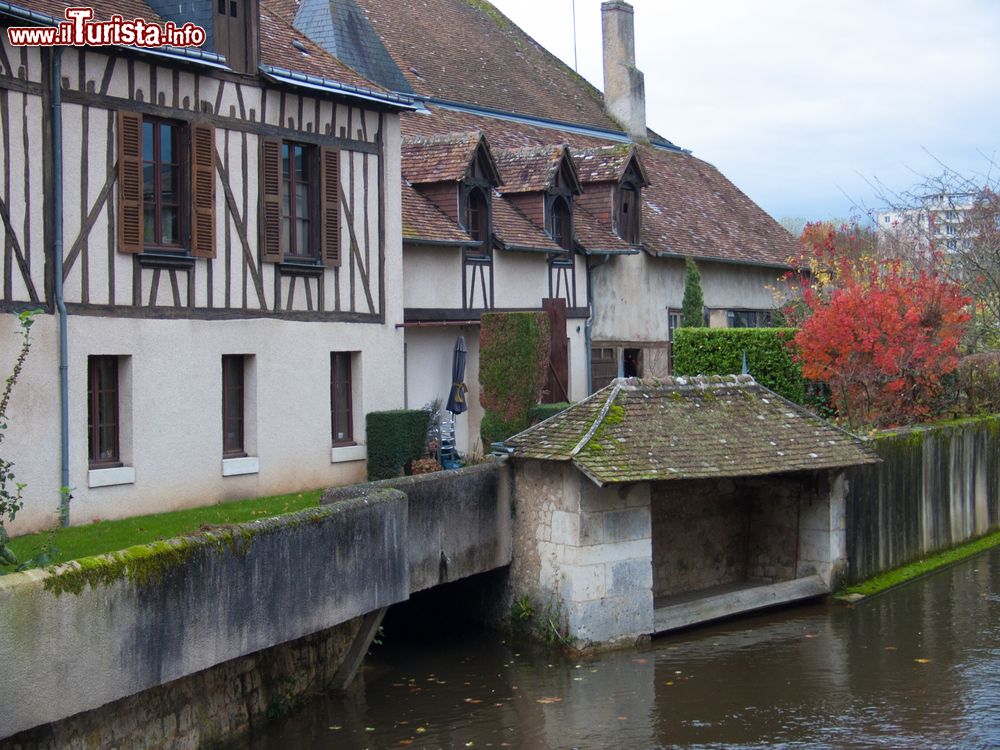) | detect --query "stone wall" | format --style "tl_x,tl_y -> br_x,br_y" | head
508,460 -> 652,646
0,618 -> 362,750
845,417 -> 1000,583
321,461 -> 513,592
651,474 -> 839,599
0,491 -> 409,741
